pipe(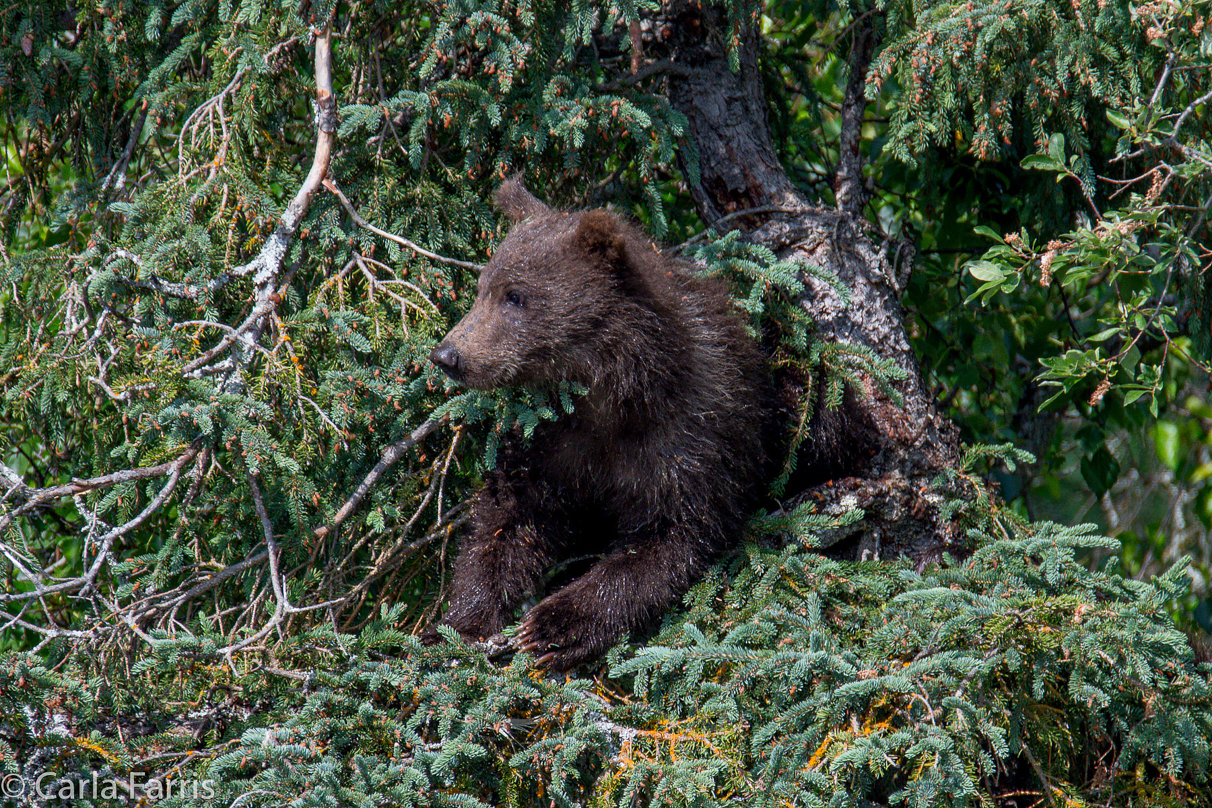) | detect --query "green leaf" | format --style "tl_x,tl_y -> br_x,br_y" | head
1022,154 -> 1063,172
1088,327 -> 1122,343
1154,421 -> 1181,470
1047,133 -> 1066,160
1106,109 -> 1131,130
967,261 -> 1007,283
